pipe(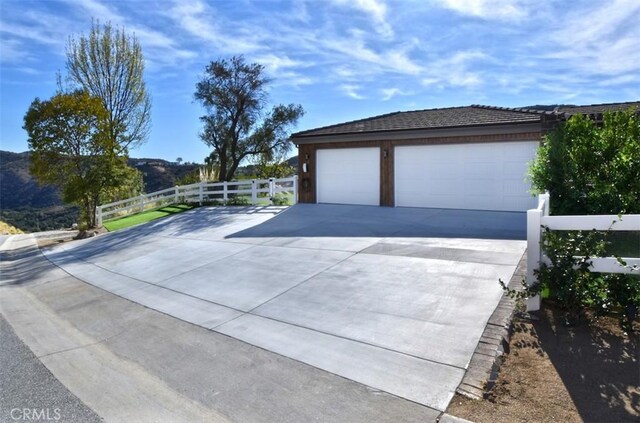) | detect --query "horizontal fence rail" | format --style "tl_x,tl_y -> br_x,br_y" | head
96,176 -> 298,226
526,193 -> 640,312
